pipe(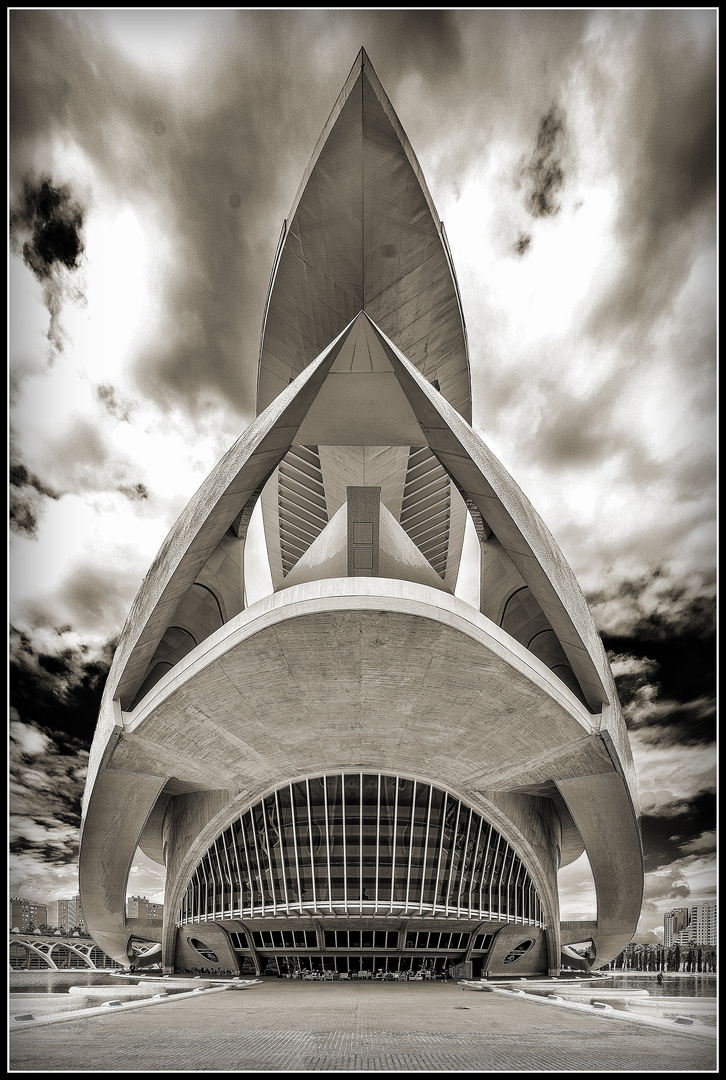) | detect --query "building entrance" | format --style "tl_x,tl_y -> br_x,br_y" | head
260,954 -> 452,978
